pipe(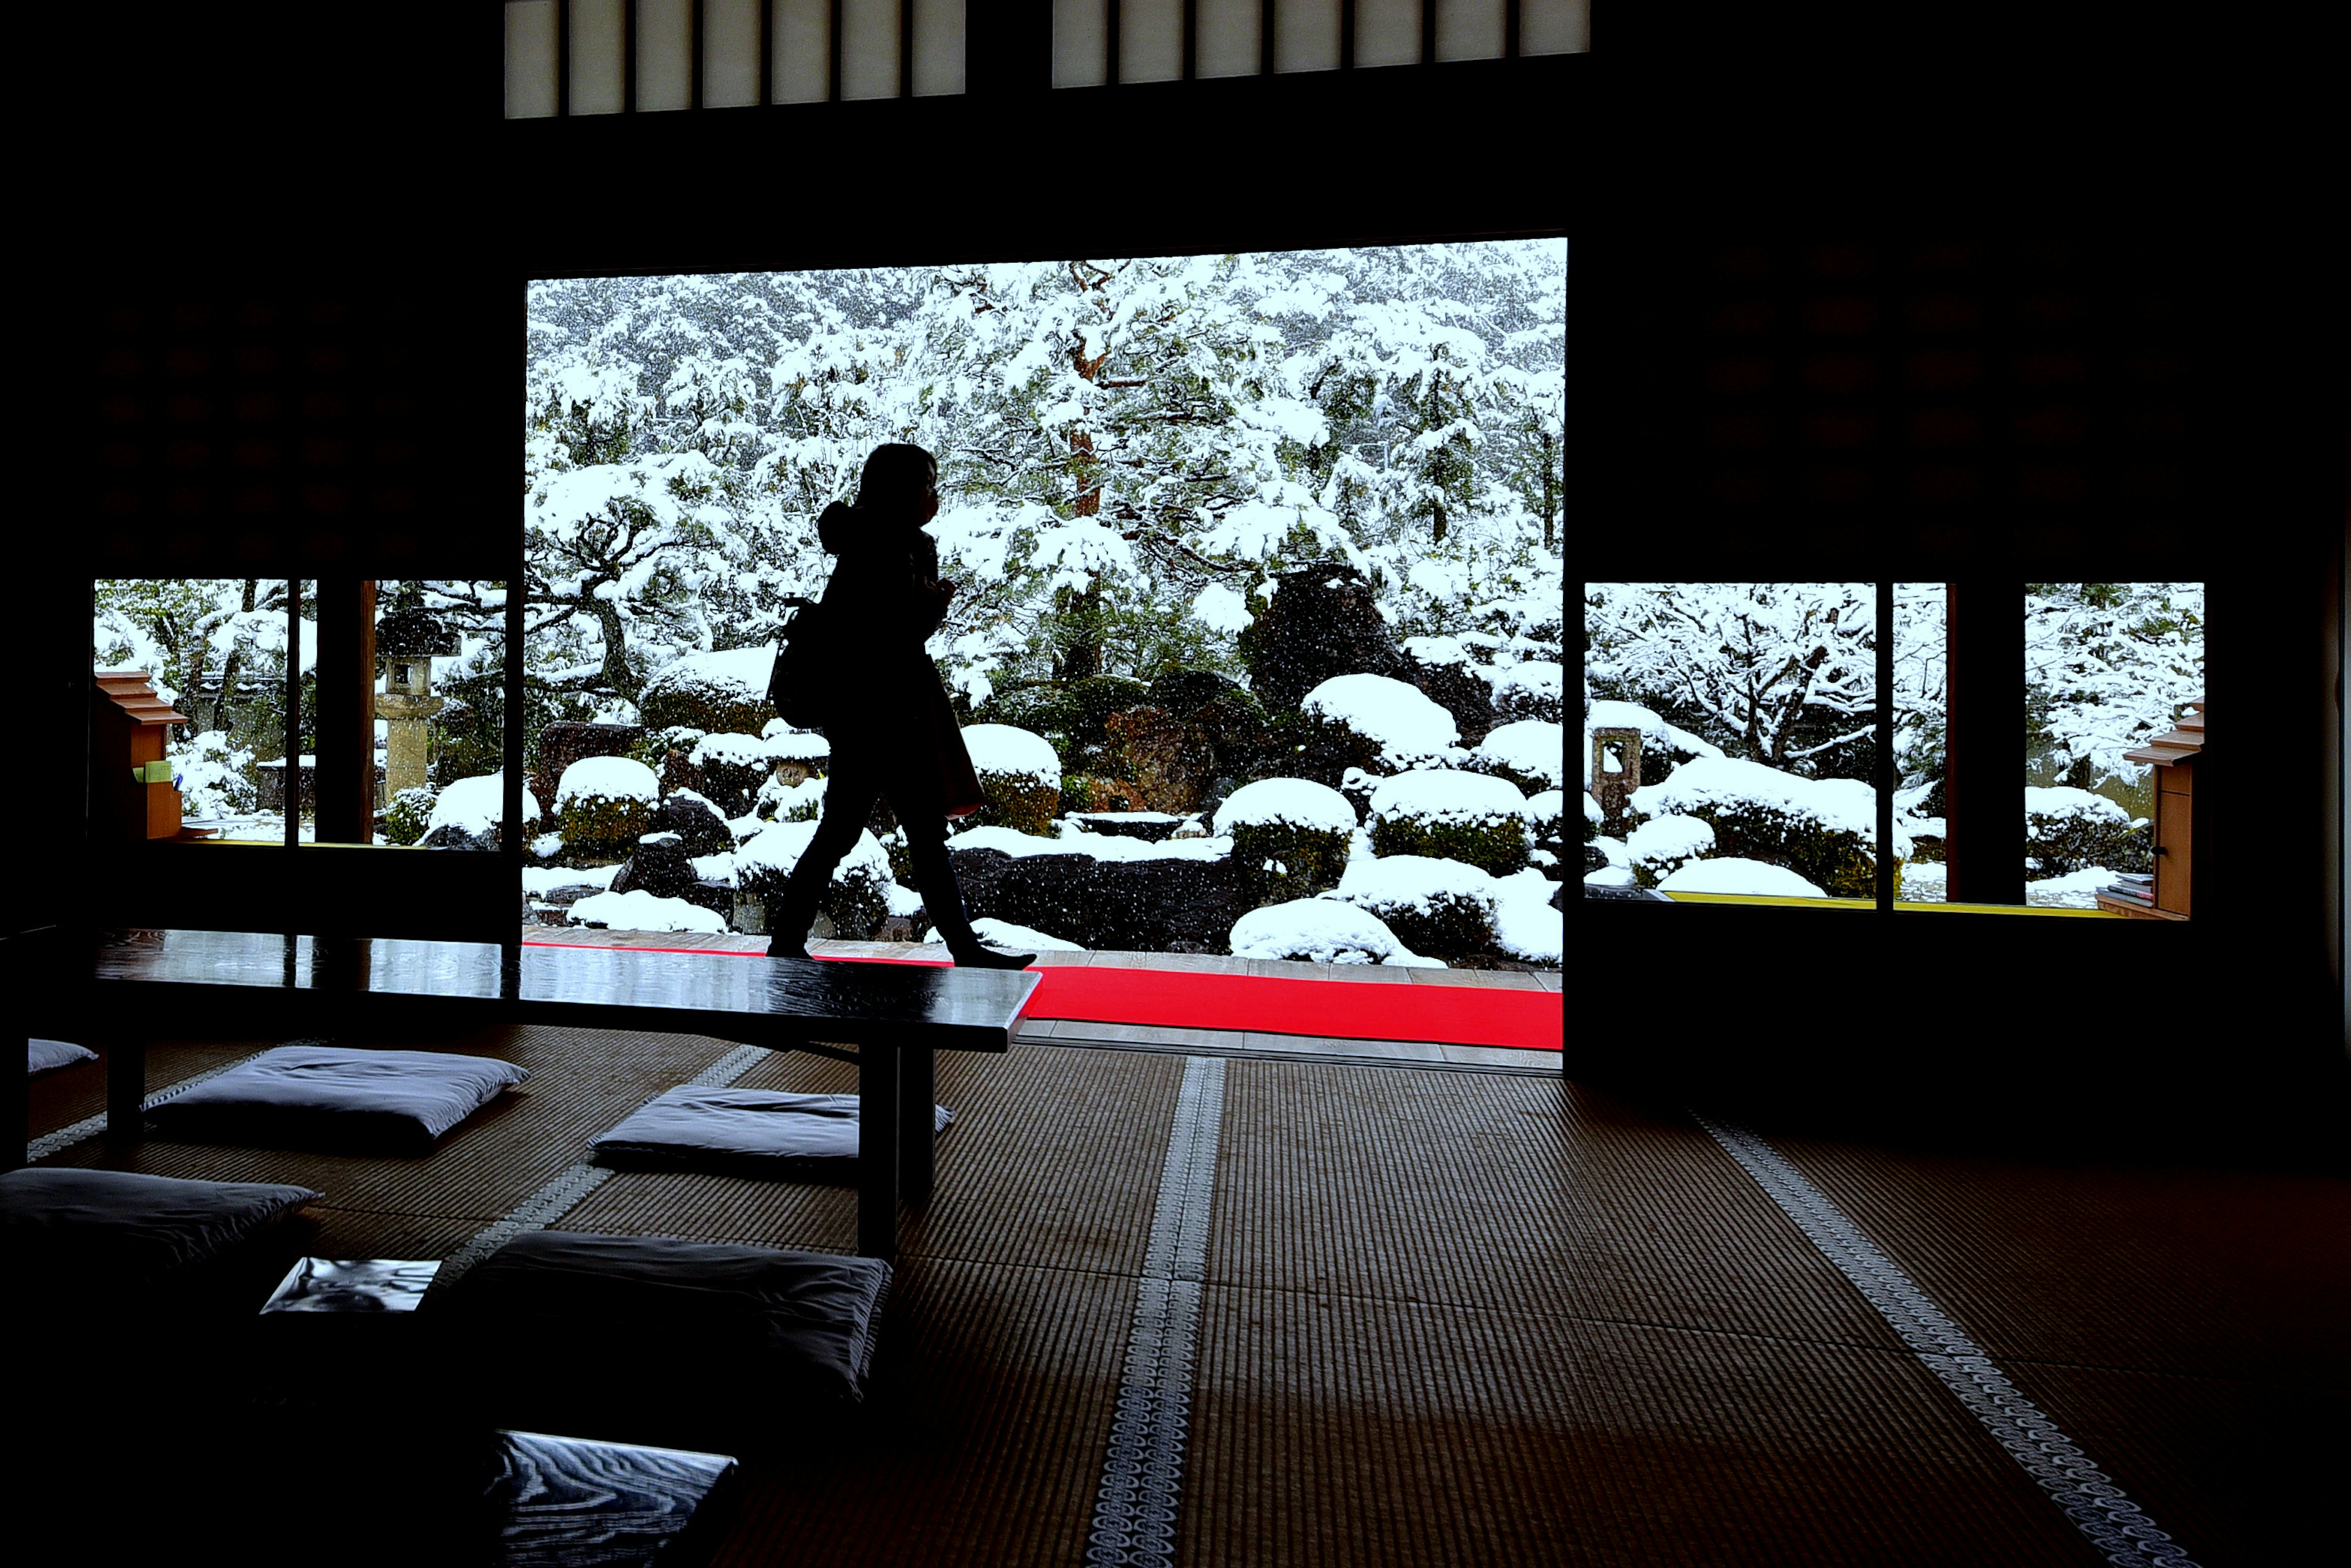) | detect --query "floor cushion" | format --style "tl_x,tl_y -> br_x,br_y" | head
0,1167 -> 322,1309
426,1230 -> 891,1444
144,1043 -> 528,1153
590,1087 -> 951,1180
29,1038 -> 97,1075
